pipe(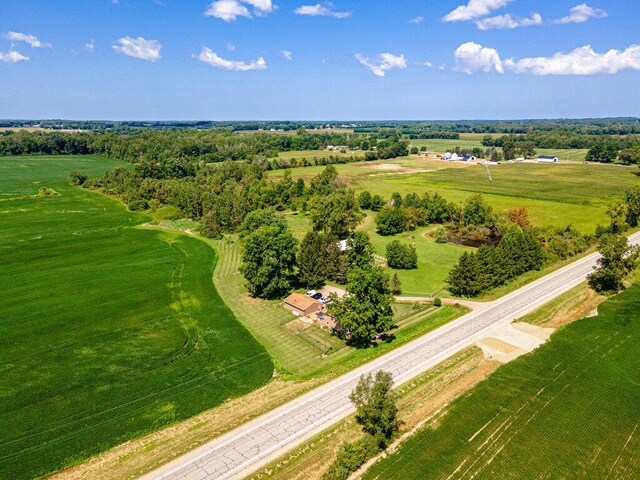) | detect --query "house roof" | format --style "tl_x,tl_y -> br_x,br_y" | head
284,293 -> 320,312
